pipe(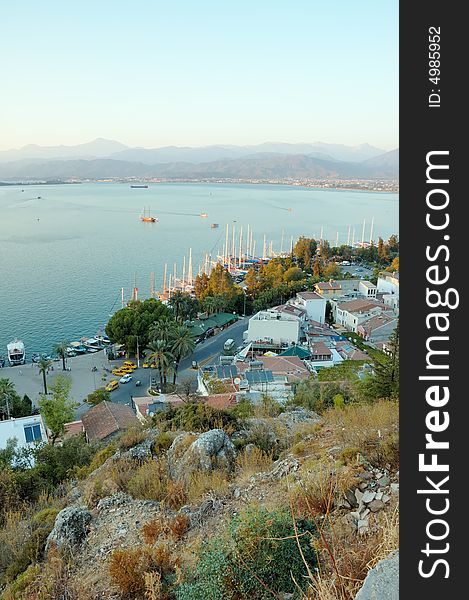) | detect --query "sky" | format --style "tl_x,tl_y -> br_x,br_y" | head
1,1 -> 398,151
